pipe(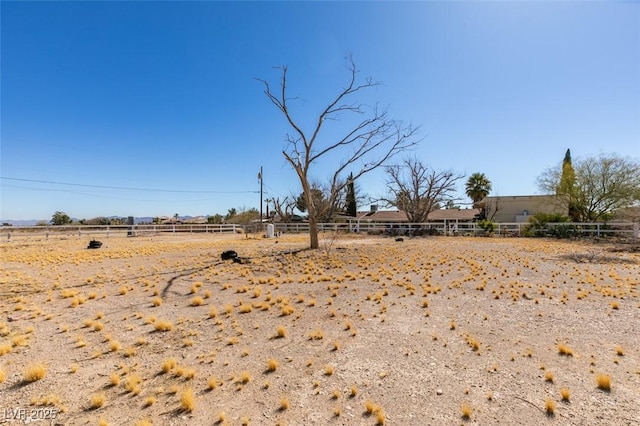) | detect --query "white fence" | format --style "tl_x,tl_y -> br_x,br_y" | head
3,221 -> 637,241
274,221 -> 638,239
1,223 -> 240,241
